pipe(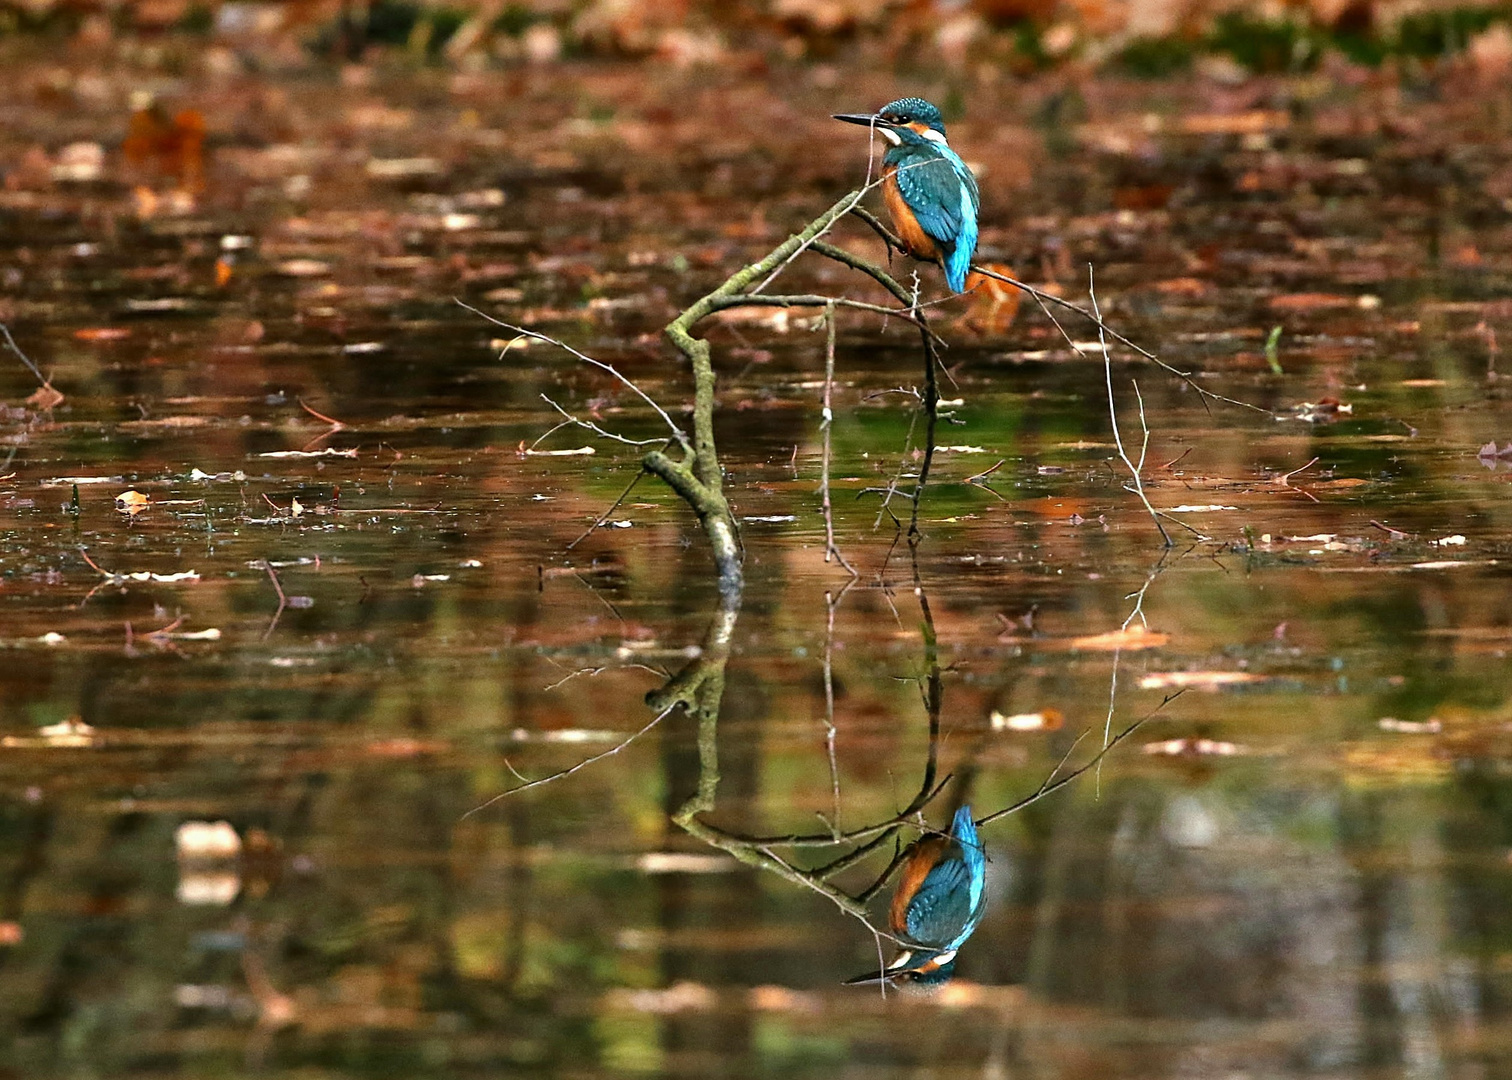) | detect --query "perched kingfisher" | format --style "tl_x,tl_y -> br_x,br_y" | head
845,804 -> 987,987
833,97 -> 980,293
